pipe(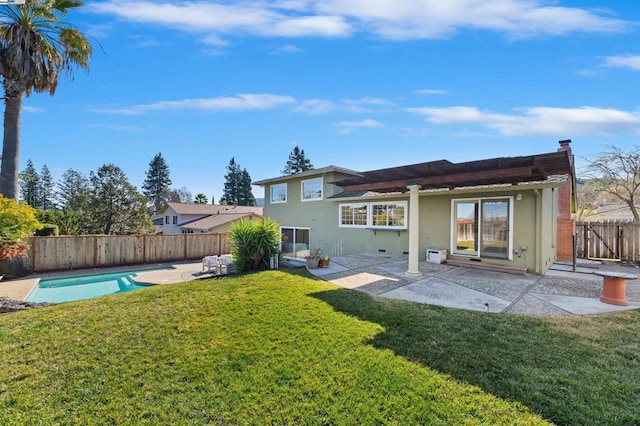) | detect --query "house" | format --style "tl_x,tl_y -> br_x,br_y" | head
155,203 -> 264,234
583,204 -> 639,222
253,140 -> 577,275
